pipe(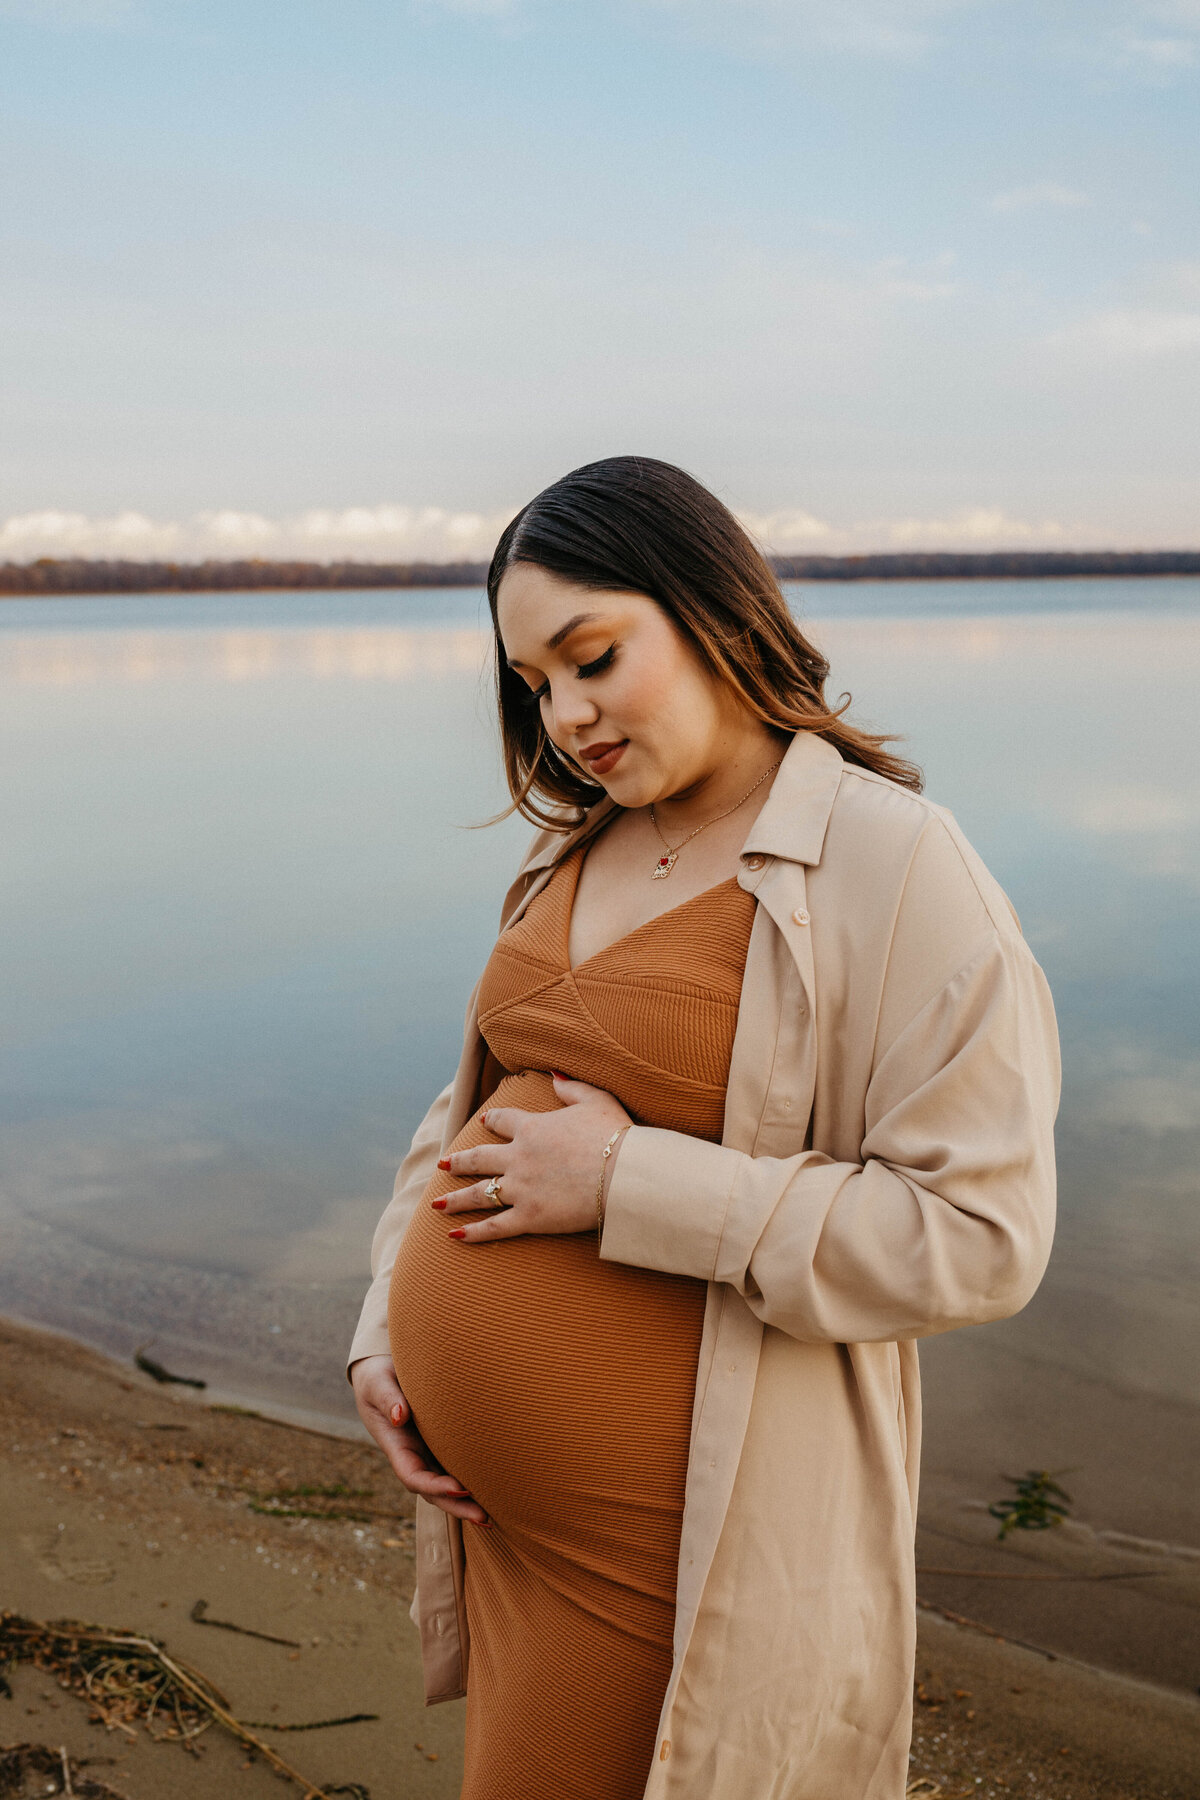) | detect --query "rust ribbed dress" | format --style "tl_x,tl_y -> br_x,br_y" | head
388,846 -> 757,1800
